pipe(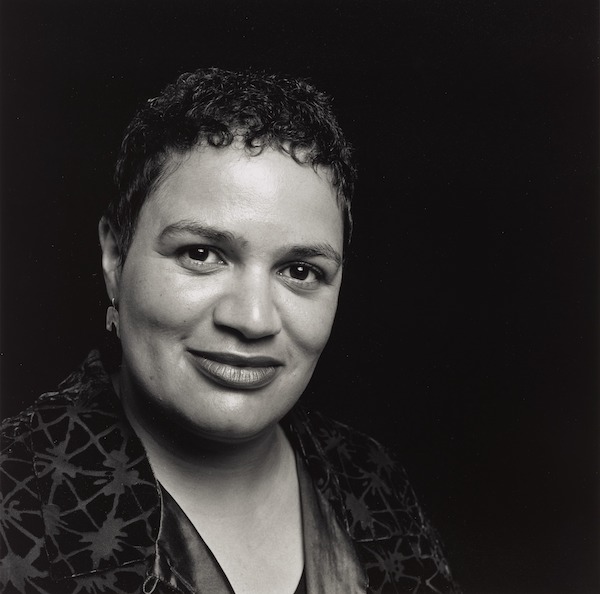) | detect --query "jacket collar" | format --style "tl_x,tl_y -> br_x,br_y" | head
286,407 -> 415,542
